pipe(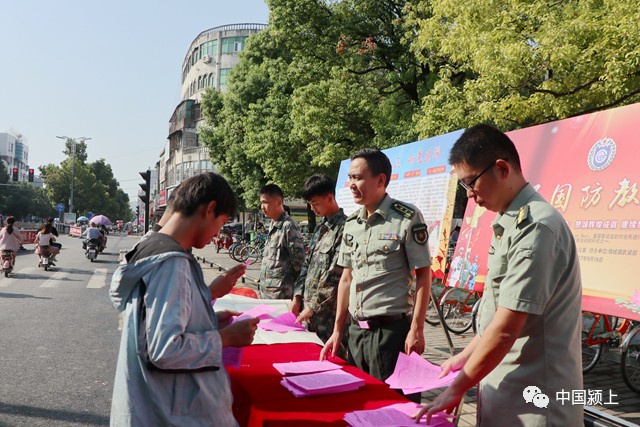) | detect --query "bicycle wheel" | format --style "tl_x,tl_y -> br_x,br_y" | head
440,288 -> 477,334
582,330 -> 603,373
425,299 -> 441,326
240,246 -> 261,265
229,244 -> 245,262
621,328 -> 640,393
228,243 -> 241,260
